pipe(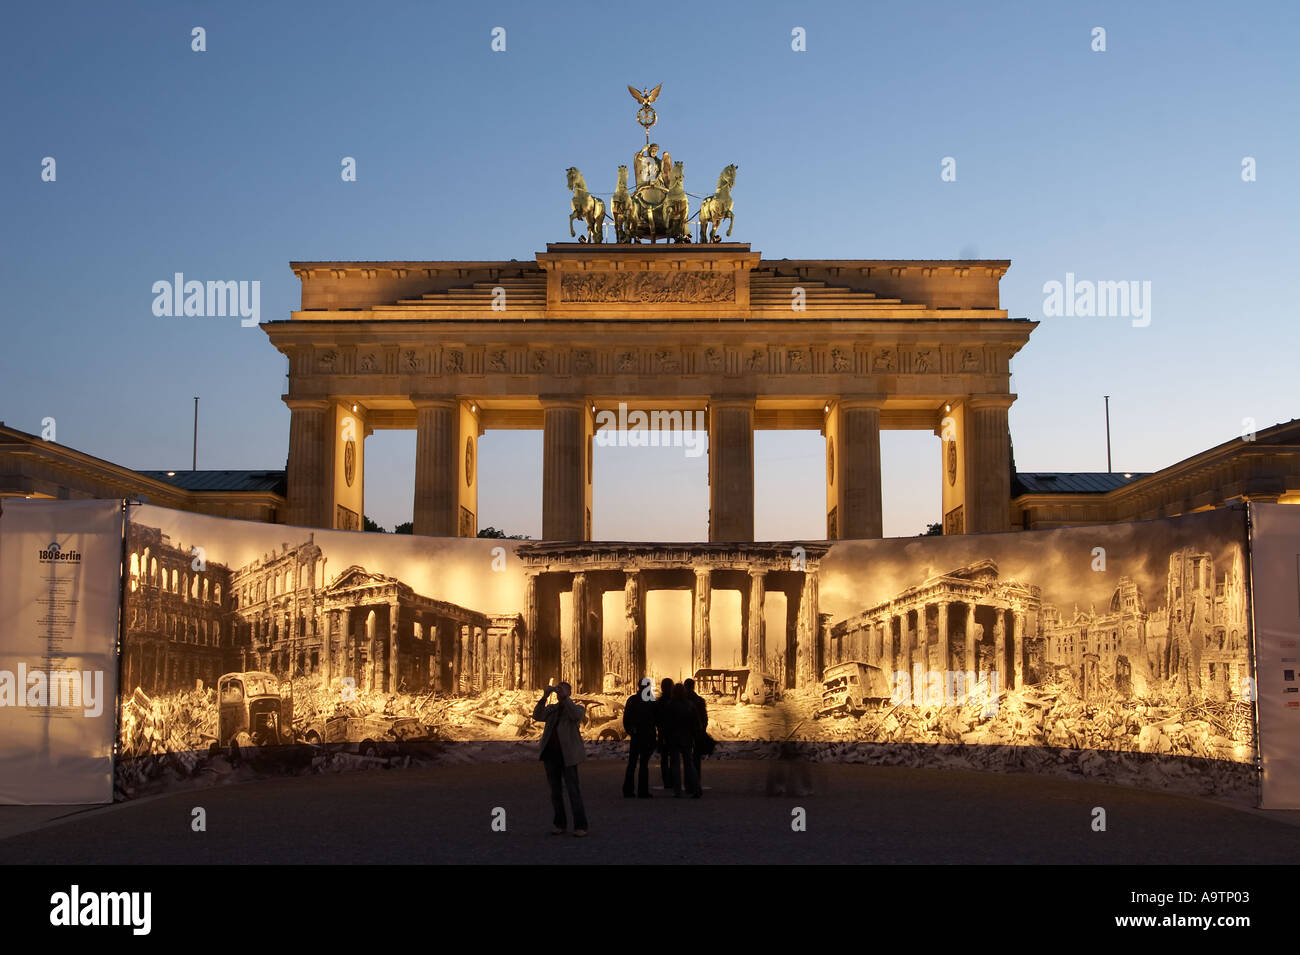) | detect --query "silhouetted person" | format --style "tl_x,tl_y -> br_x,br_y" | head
533,682 -> 588,836
654,677 -> 676,791
667,684 -> 702,797
622,677 -> 656,798
683,677 -> 709,790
